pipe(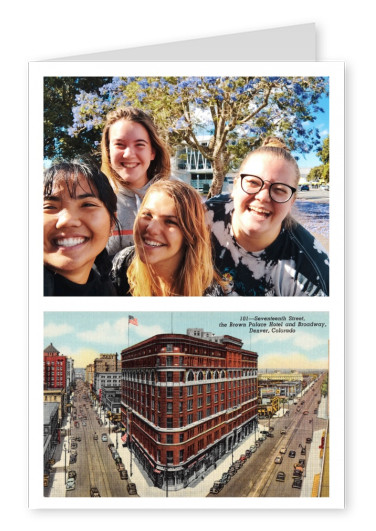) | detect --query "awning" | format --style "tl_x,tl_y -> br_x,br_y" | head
121,433 -> 128,443
154,469 -> 162,474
